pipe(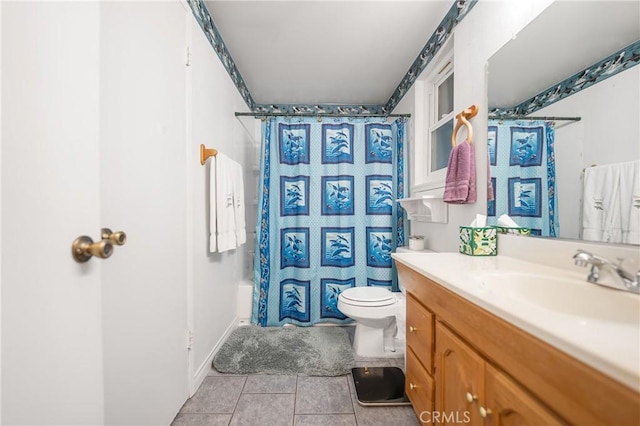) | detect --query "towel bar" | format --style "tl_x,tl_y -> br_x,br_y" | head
200,144 -> 218,165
